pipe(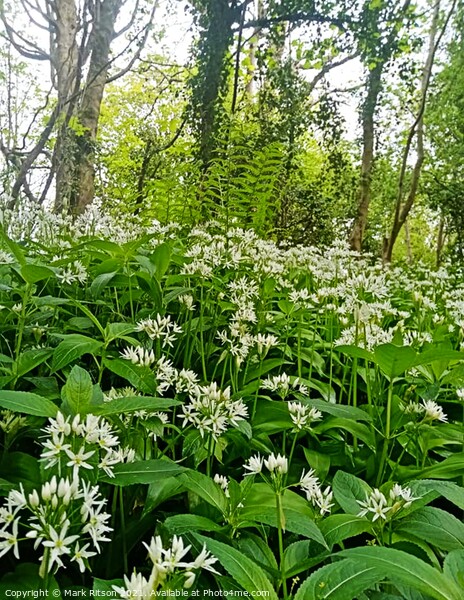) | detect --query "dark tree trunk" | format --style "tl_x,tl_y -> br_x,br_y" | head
349,63 -> 383,252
